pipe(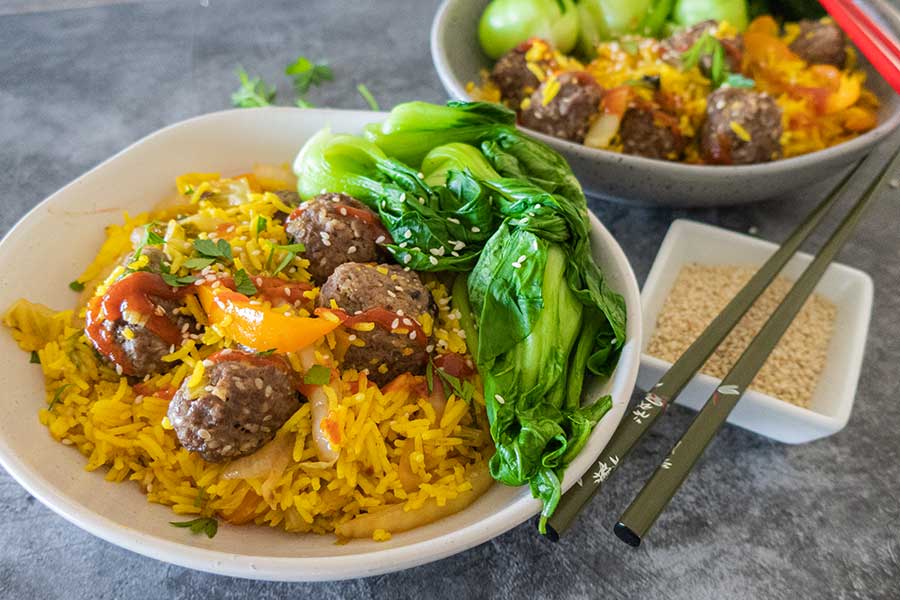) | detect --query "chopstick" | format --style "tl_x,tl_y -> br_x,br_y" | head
614,142 -> 900,547
542,159 -> 865,541
818,0 -> 900,93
